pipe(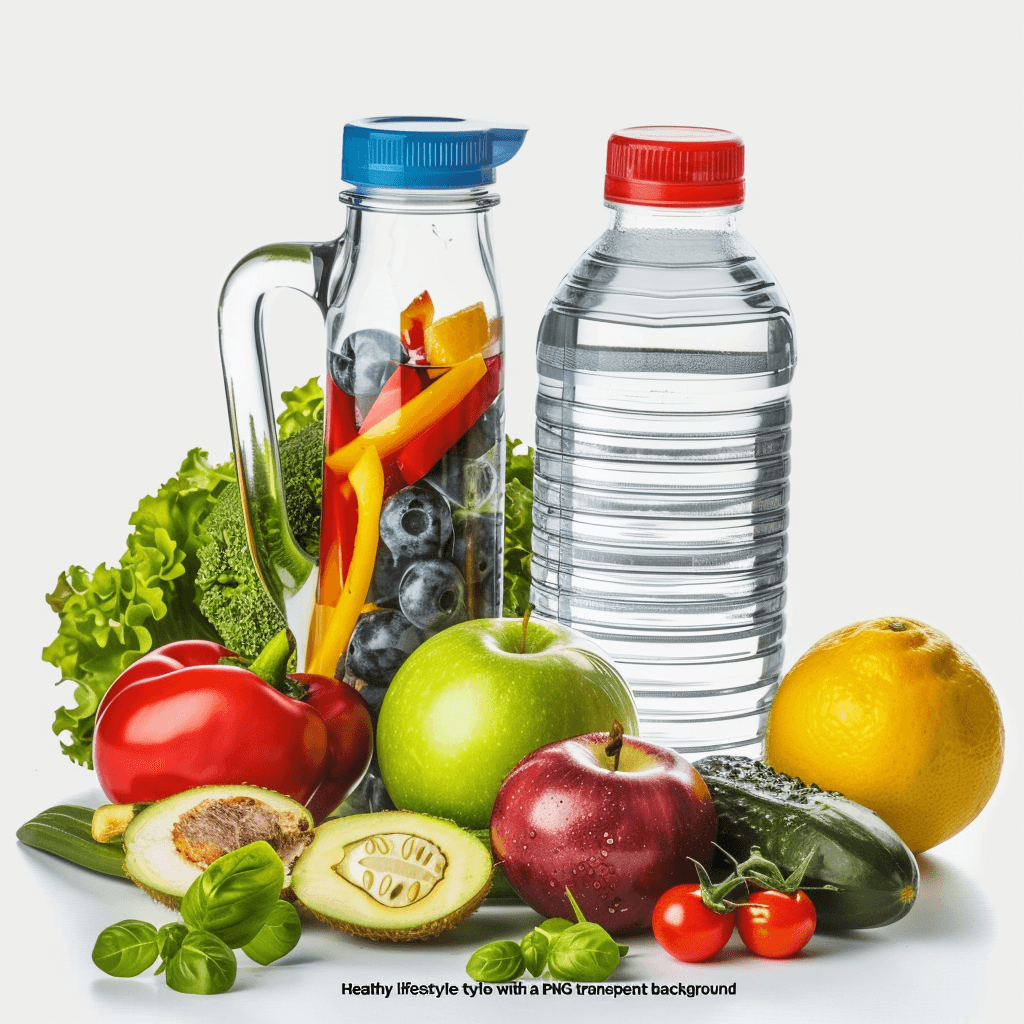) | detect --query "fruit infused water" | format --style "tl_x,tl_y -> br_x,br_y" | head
217,118 -> 526,813
311,292 -> 505,692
